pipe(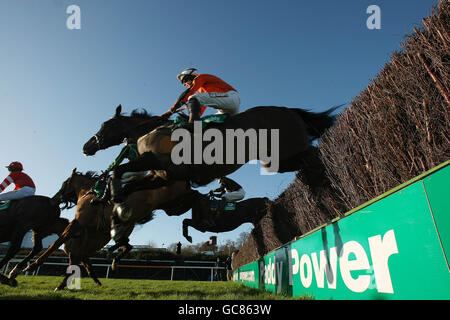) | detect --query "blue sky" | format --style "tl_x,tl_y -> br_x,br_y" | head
0,0 -> 437,248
